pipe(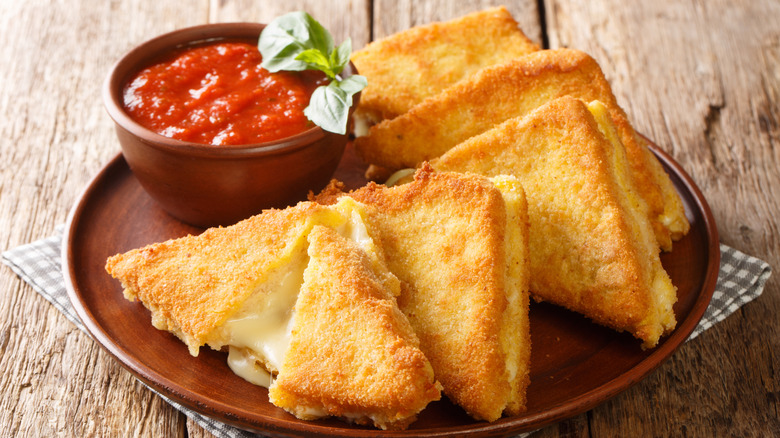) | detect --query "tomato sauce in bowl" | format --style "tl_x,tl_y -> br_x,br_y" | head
104,23 -> 360,227
122,41 -> 327,146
